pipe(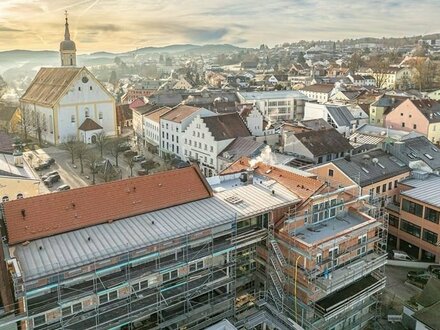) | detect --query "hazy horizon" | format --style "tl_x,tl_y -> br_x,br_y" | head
0,0 -> 439,53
